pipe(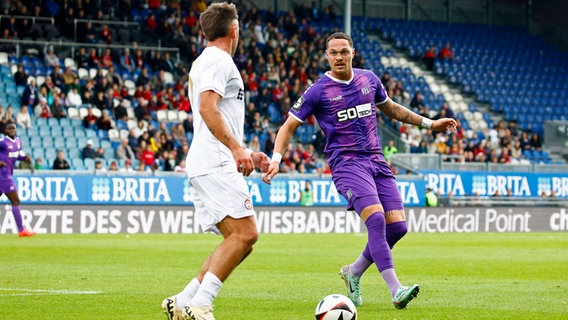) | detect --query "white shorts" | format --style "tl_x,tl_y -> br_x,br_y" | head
189,170 -> 255,234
